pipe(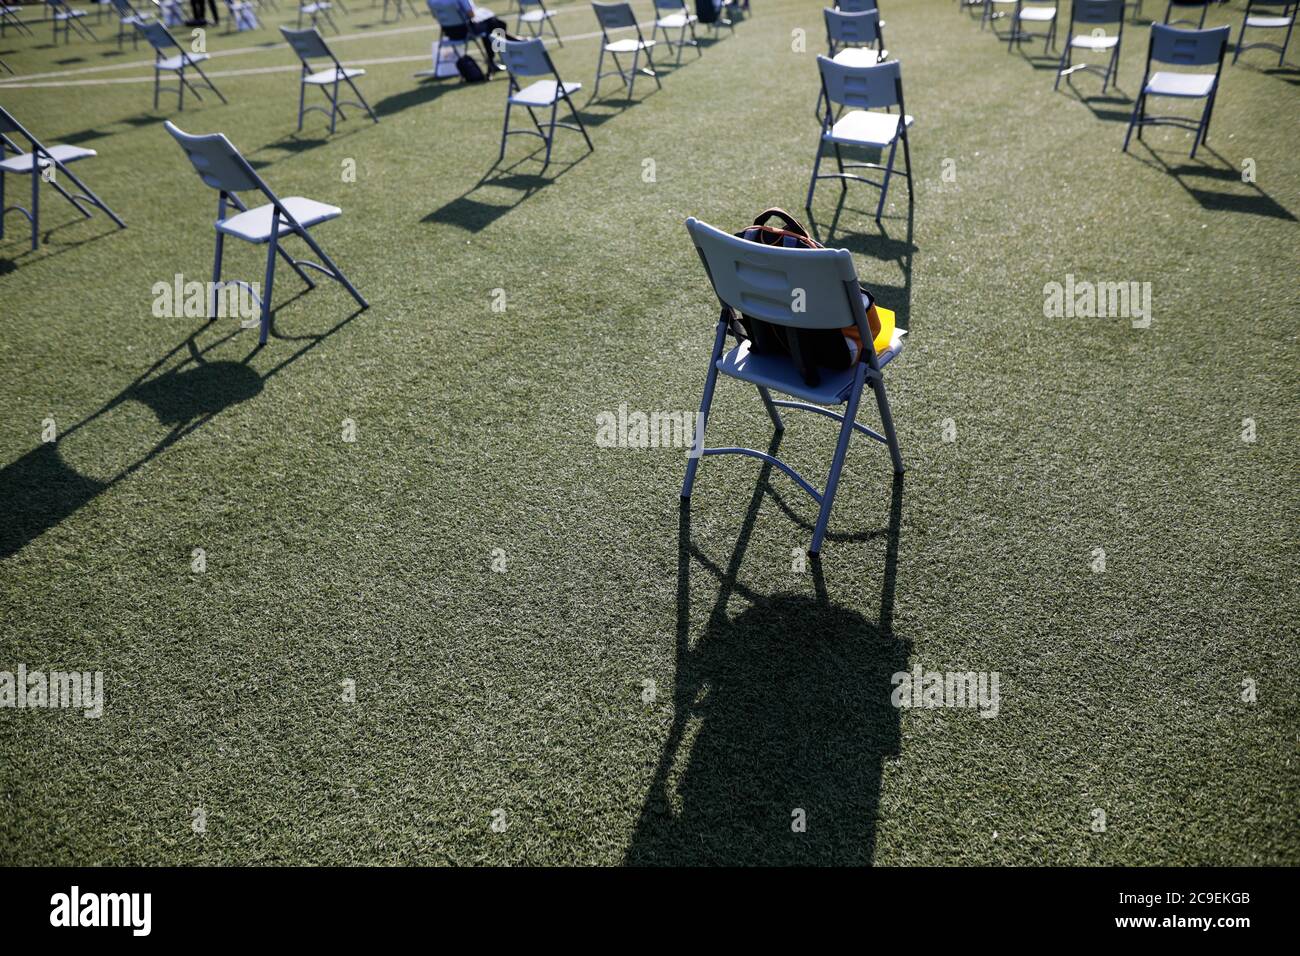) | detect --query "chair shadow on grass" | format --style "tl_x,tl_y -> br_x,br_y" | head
625,440 -> 908,865
1057,73 -> 1134,123
806,191 -> 916,334
0,303 -> 364,560
1129,141 -> 1297,220
422,144 -> 590,232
